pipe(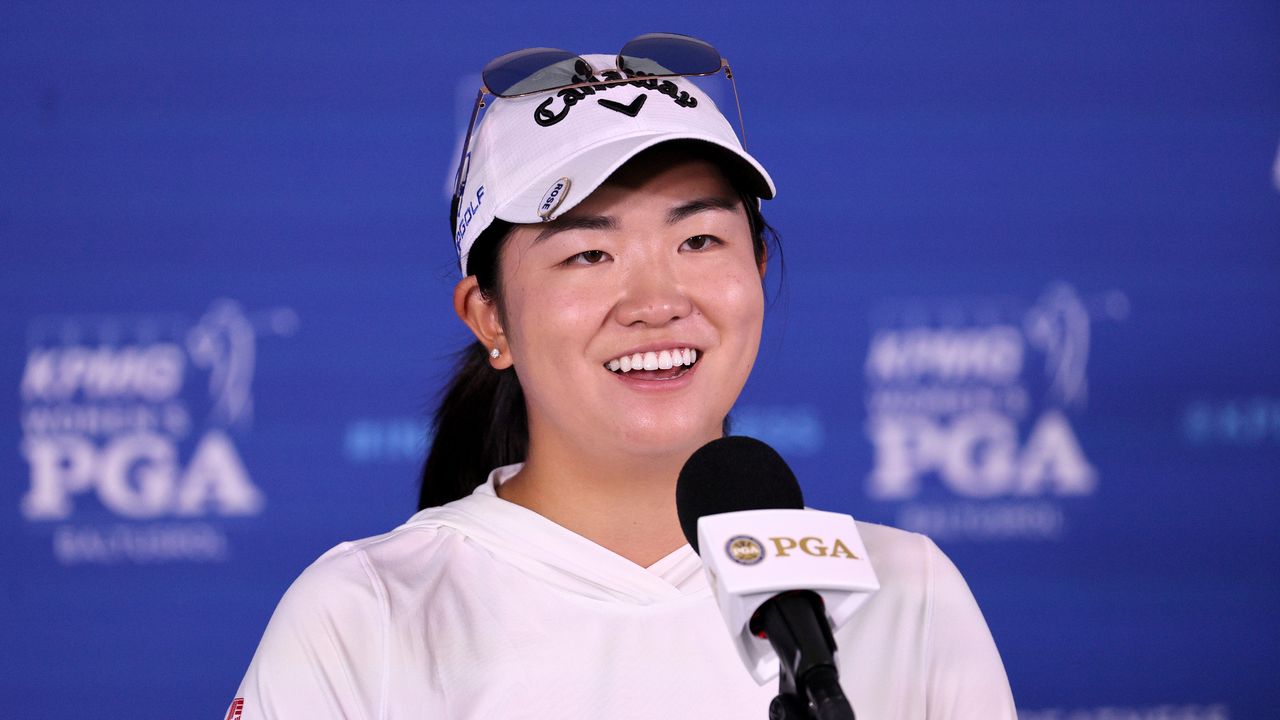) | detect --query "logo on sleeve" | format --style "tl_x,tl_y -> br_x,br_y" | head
224,698 -> 244,720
